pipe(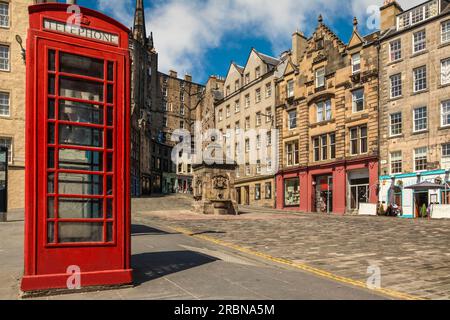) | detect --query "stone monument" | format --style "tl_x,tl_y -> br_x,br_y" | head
192,163 -> 238,215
